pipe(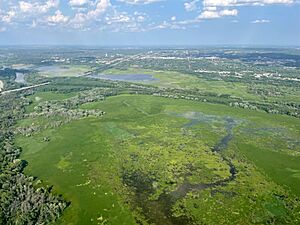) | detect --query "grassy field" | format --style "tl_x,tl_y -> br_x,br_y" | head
26,91 -> 77,112
16,94 -> 300,225
102,68 -> 300,104
101,68 -> 261,101
37,65 -> 92,77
